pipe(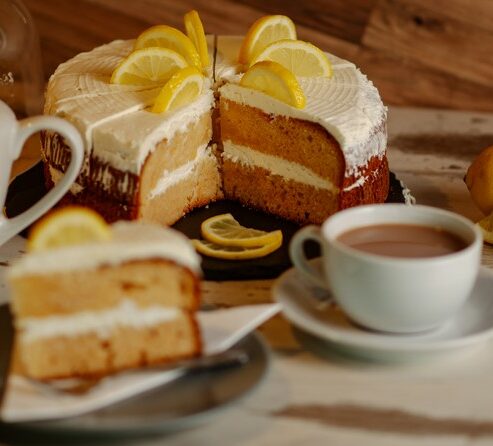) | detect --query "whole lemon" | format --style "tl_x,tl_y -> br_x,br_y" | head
465,145 -> 493,215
